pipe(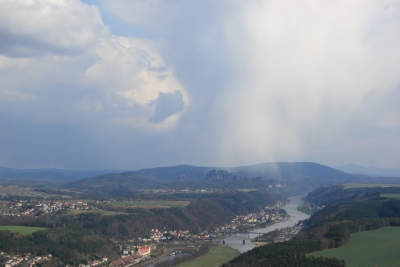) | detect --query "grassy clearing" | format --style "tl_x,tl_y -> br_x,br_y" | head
343,184 -> 400,189
380,193 -> 400,199
0,203 -> 10,211
110,201 -> 190,209
308,227 -> 400,267
0,226 -> 49,235
66,199 -> 99,204
67,209 -> 126,216
237,189 -> 257,192
297,201 -> 314,215
0,186 -> 73,199
176,246 -> 240,267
